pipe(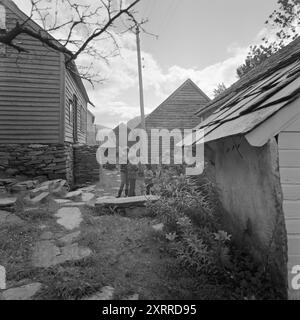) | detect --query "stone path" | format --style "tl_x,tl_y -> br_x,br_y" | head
0,197 -> 17,211
55,207 -> 83,230
0,210 -> 24,226
83,286 -> 115,300
1,283 -> 42,300
0,168 -> 145,300
32,239 -> 91,268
